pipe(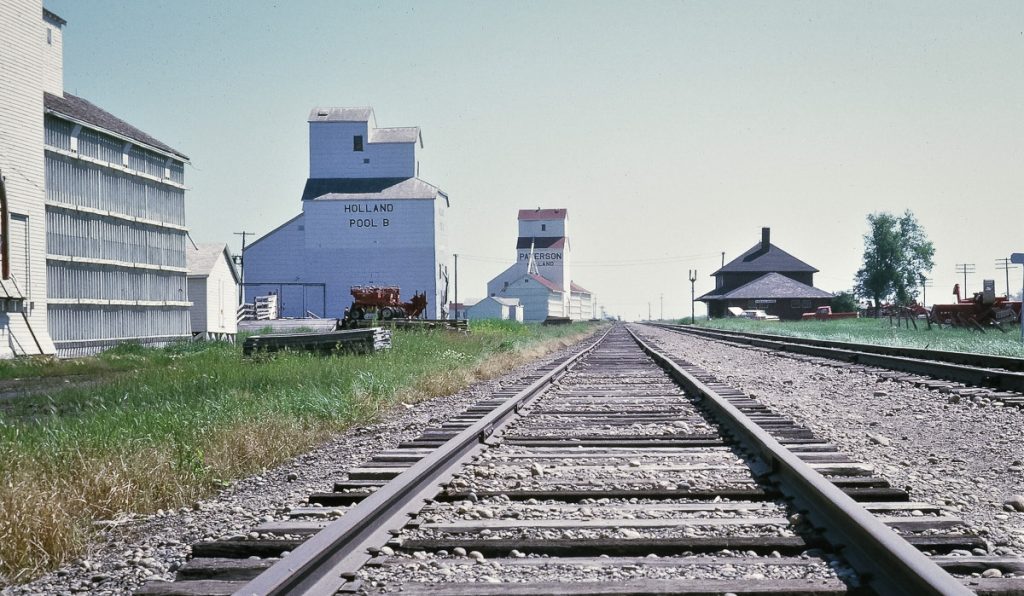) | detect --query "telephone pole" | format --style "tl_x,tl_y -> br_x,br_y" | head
919,275 -> 933,308
688,269 -> 698,324
453,253 -> 459,320
660,293 -> 663,321
955,263 -> 975,298
233,231 -> 254,305
648,302 -> 651,321
996,257 -> 1013,298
